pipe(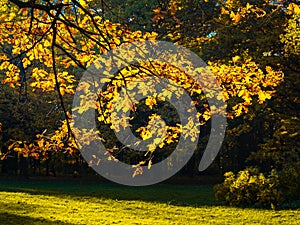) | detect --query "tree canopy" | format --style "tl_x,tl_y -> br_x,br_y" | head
0,0 -> 298,183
